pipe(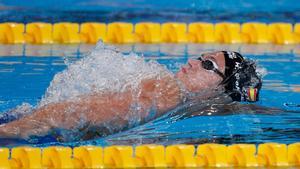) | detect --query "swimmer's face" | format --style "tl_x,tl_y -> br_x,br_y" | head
176,51 -> 226,92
